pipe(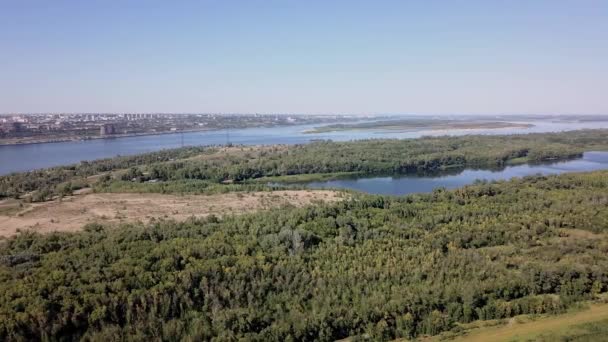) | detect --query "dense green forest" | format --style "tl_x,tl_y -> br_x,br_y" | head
0,146 -> 208,201
2,129 -> 608,200
1,171 -> 608,341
